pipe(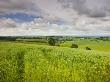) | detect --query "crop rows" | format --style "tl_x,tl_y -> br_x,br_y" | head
0,42 -> 110,82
